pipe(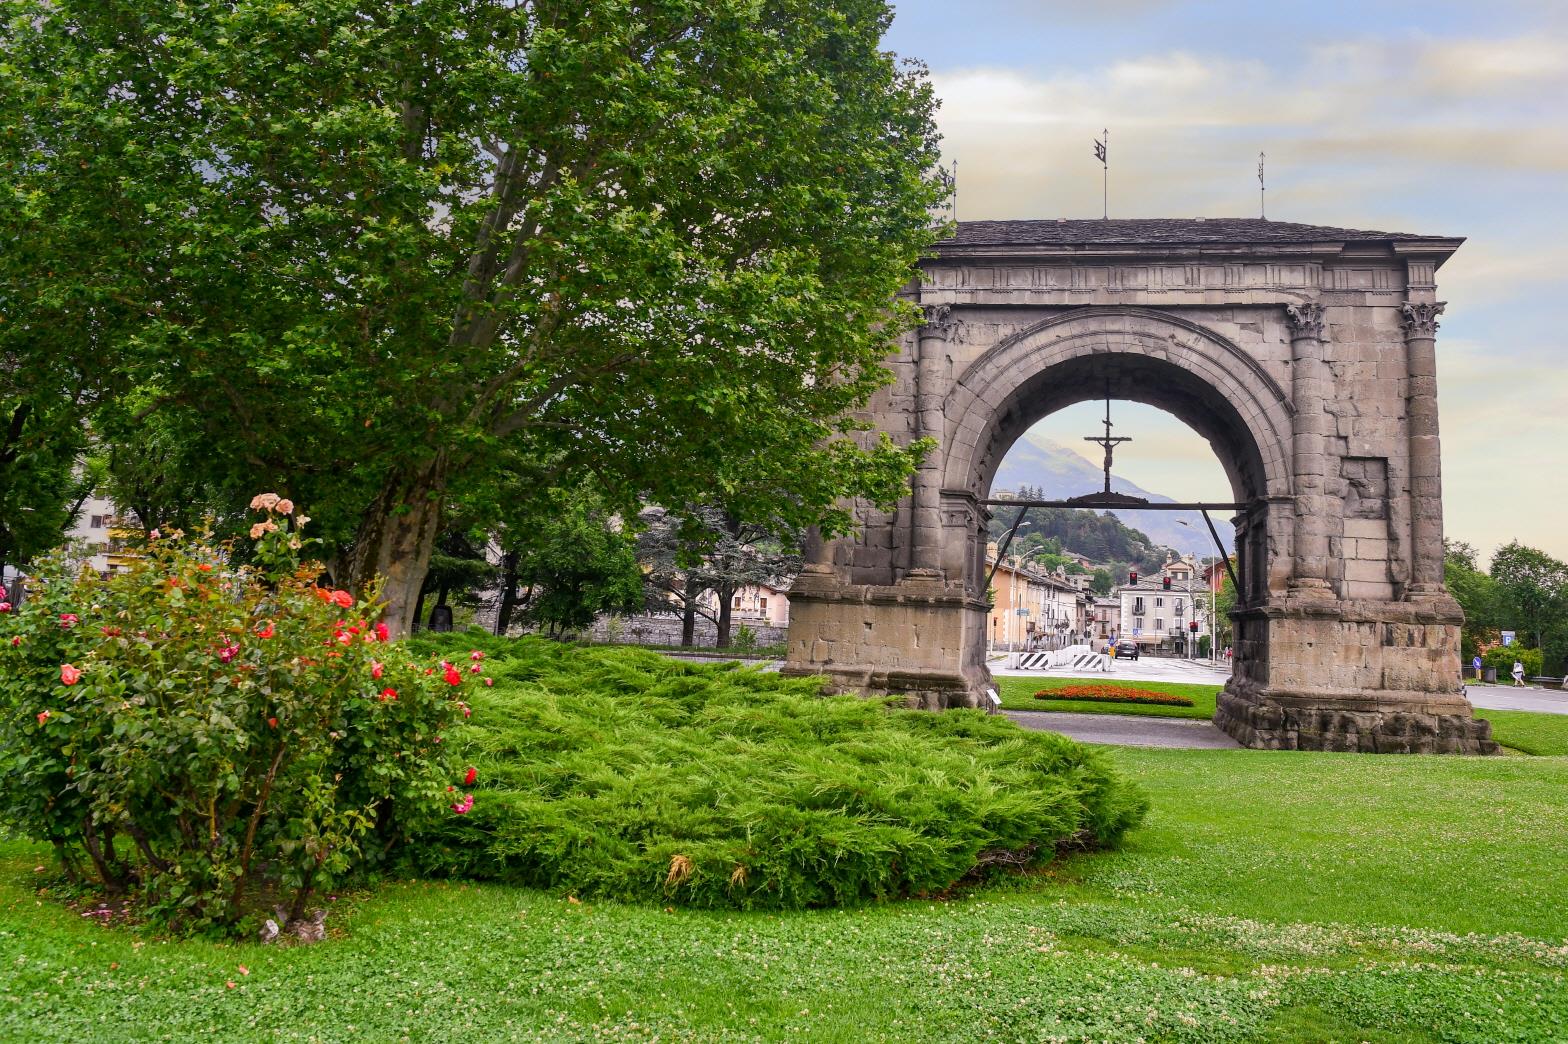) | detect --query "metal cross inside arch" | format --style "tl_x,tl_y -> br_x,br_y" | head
1084,383 -> 1131,495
